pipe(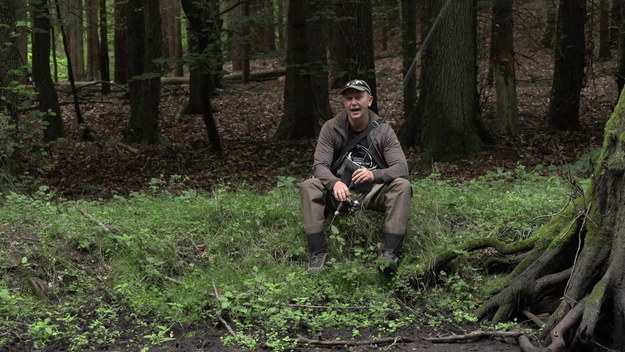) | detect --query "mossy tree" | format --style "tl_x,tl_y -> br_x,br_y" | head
398,0 -> 491,161
425,90 -> 625,351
